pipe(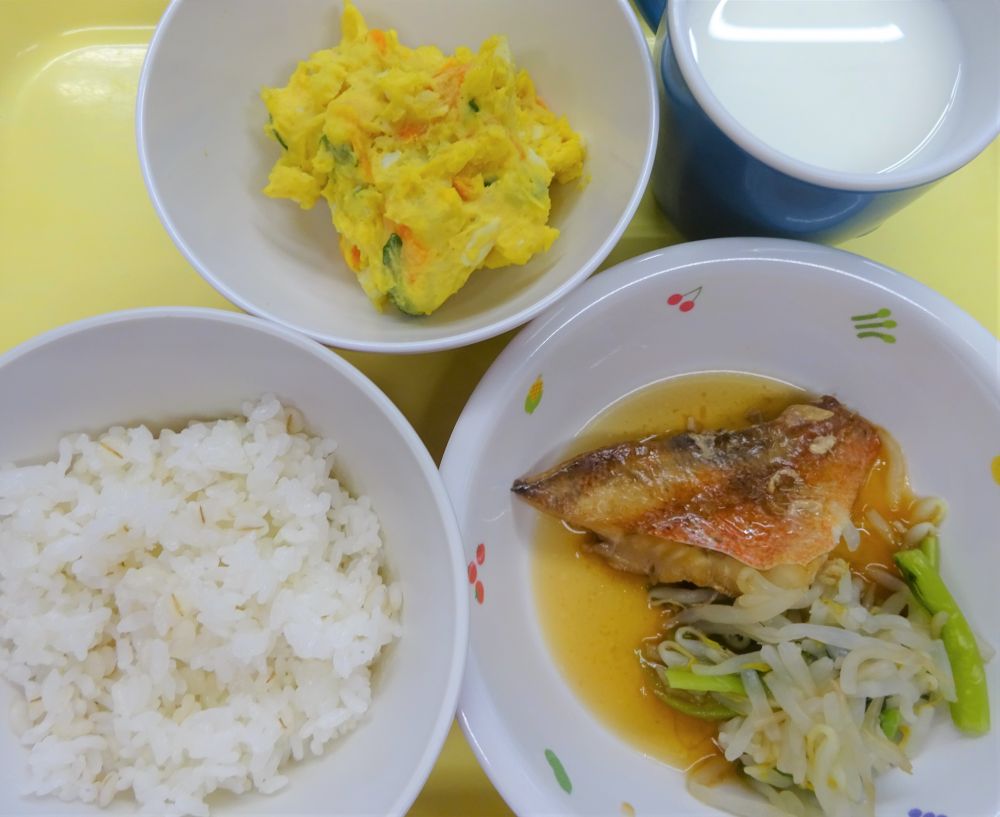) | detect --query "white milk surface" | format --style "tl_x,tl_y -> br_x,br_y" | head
684,0 -> 964,174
